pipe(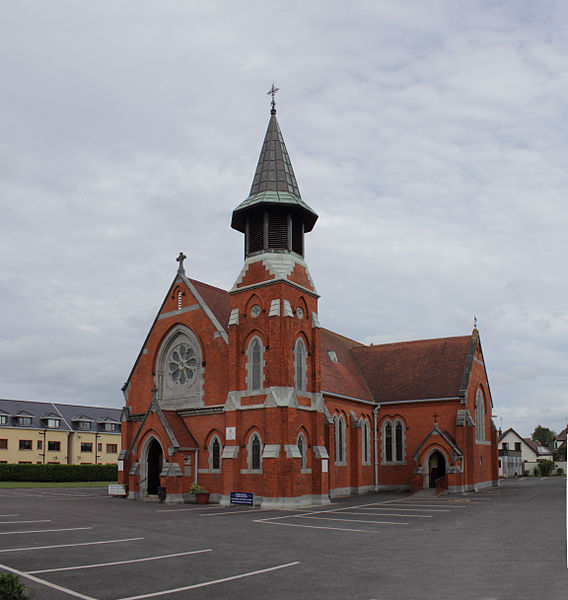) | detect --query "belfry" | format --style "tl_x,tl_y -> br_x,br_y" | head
119,94 -> 498,505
